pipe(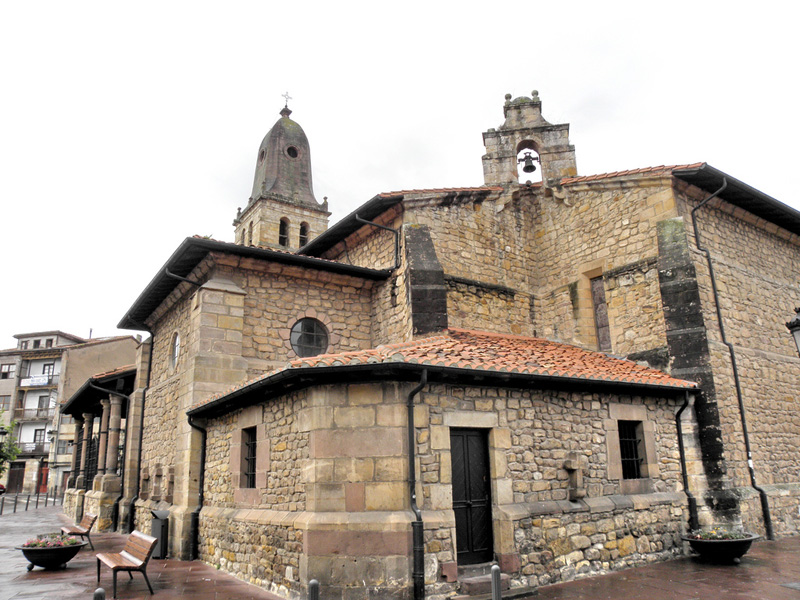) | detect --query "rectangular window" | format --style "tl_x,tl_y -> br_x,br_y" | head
0,395 -> 10,411
1,364 -> 15,379
45,339 -> 53,348
591,276 -> 611,352
20,341 -> 28,350
56,439 -> 73,455
242,427 -> 257,489
33,428 -> 45,444
33,340 -> 41,349
42,363 -> 54,376
618,420 -> 643,479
